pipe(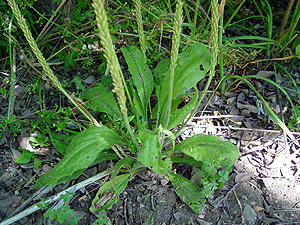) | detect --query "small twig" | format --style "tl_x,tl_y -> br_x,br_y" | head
6,186 -> 50,218
36,0 -> 67,41
151,191 -> 156,211
213,183 -> 239,210
0,167 -> 114,225
190,124 -> 300,135
233,189 -> 244,223
124,197 -> 129,225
